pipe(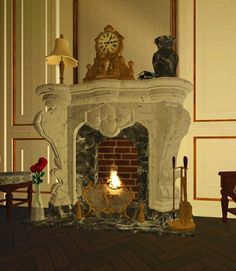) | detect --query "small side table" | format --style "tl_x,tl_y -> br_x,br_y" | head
0,172 -> 32,221
218,171 -> 236,223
